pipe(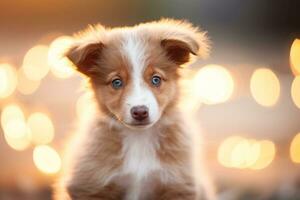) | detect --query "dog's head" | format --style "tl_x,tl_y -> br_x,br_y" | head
66,19 -> 209,129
